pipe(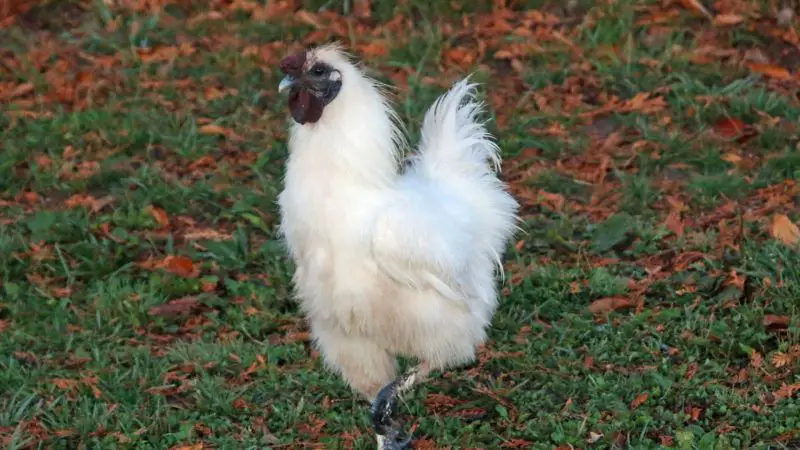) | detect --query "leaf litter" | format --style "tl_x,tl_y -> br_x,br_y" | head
1,0 -> 799,448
